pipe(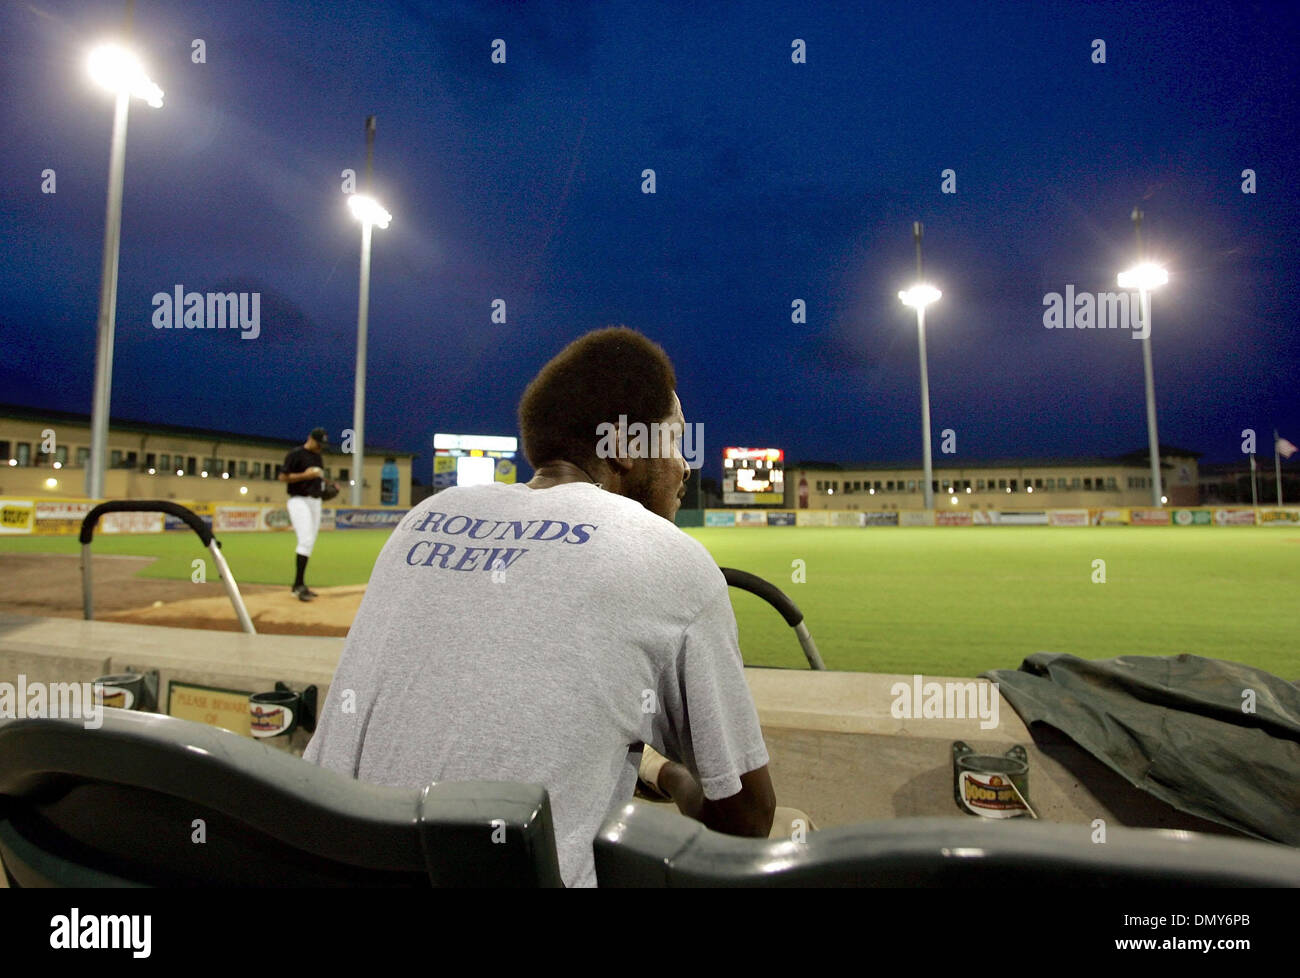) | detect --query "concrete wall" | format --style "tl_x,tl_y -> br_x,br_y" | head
0,613 -> 1238,838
